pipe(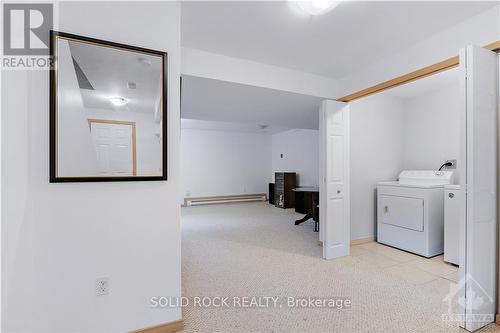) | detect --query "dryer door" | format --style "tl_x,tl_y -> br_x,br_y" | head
380,195 -> 424,232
